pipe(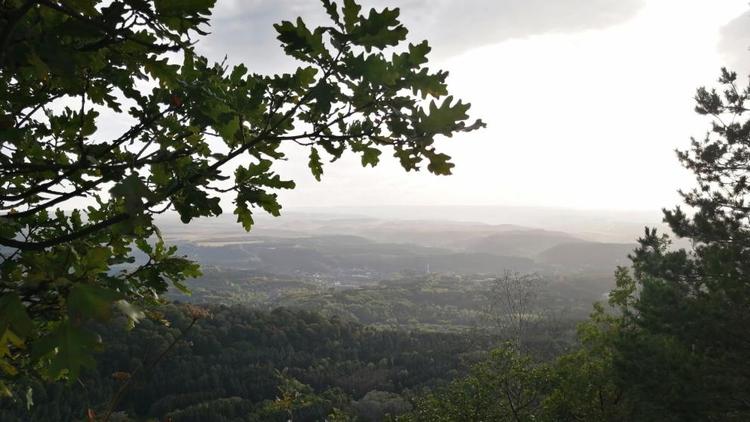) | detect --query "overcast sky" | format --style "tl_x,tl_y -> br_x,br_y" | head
196,0 -> 750,212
